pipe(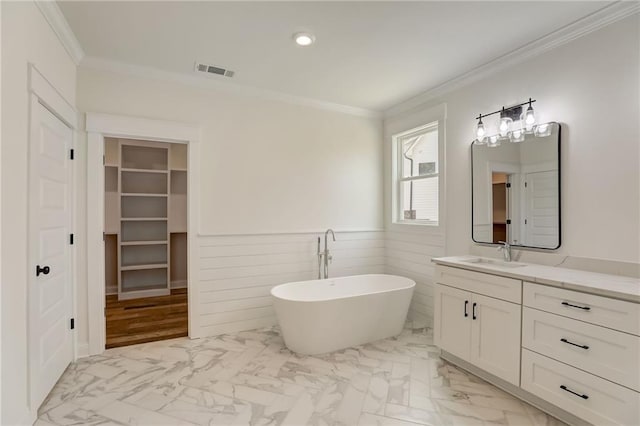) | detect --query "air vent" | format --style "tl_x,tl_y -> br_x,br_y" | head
194,62 -> 235,78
